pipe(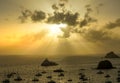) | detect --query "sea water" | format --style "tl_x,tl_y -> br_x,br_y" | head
0,56 -> 120,83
